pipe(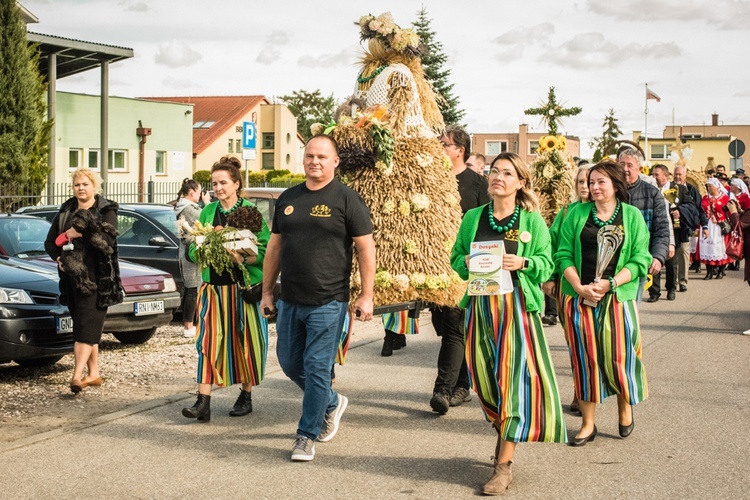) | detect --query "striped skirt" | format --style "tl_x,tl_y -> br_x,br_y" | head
382,310 -> 420,335
559,293 -> 648,404
466,289 -> 567,443
195,282 -> 268,387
